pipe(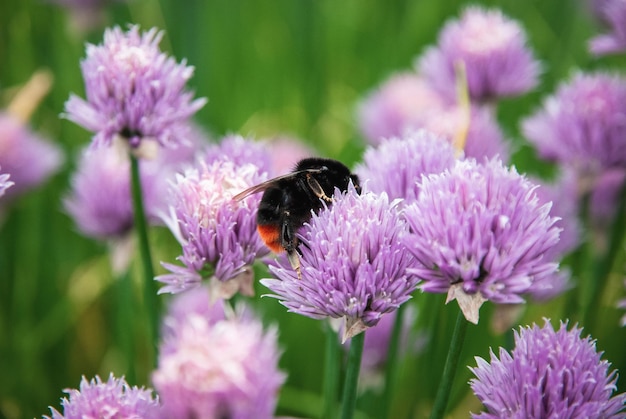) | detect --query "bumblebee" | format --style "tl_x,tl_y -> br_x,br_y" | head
233,157 -> 360,275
